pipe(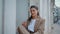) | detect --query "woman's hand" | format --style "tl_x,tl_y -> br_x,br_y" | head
22,21 -> 27,27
